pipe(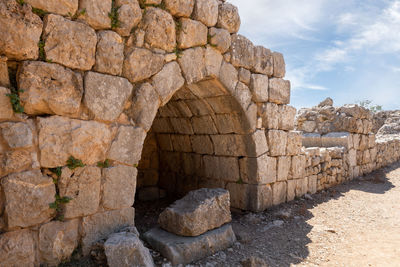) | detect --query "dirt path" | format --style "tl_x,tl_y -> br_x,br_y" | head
190,162 -> 400,267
